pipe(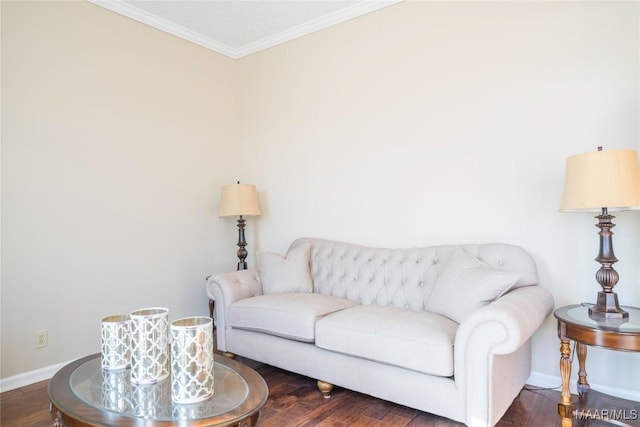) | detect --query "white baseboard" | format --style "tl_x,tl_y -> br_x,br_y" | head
0,359 -> 76,393
527,371 -> 640,402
